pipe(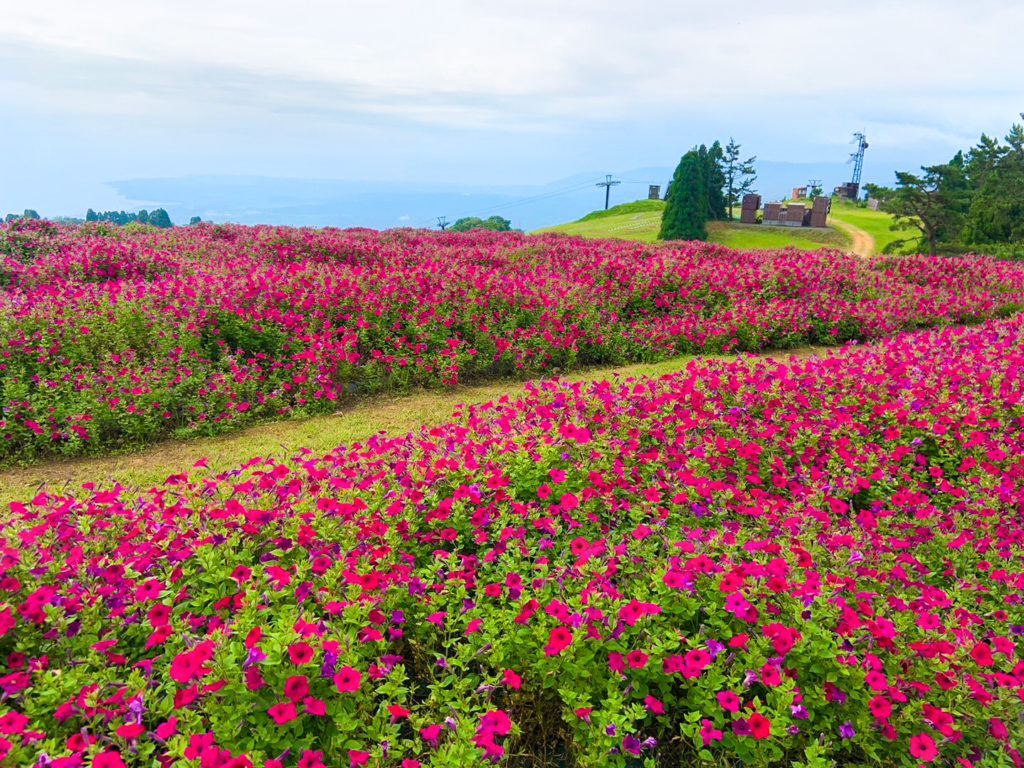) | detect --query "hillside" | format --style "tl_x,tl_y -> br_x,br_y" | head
535,198 -> 911,255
